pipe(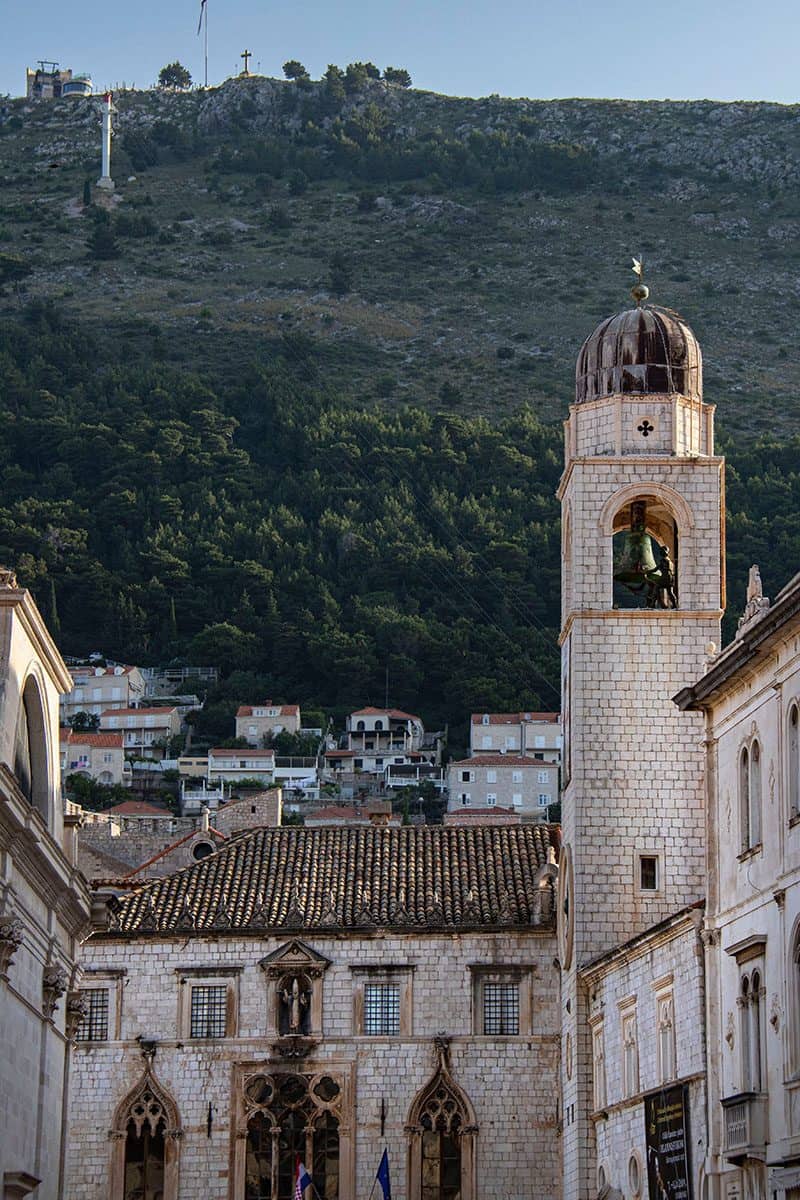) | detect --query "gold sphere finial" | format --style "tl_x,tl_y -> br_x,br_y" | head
630,256 -> 649,305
